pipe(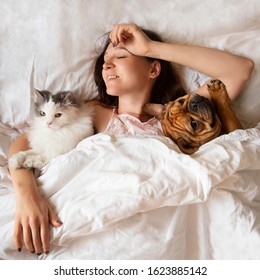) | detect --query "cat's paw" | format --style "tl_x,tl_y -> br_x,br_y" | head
8,151 -> 48,169
8,151 -> 27,169
23,154 -> 48,169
